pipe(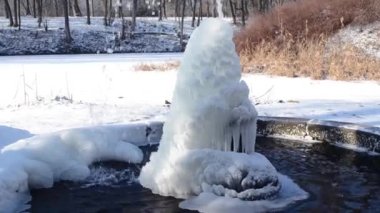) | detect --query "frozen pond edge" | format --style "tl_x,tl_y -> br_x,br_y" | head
140,117 -> 380,154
